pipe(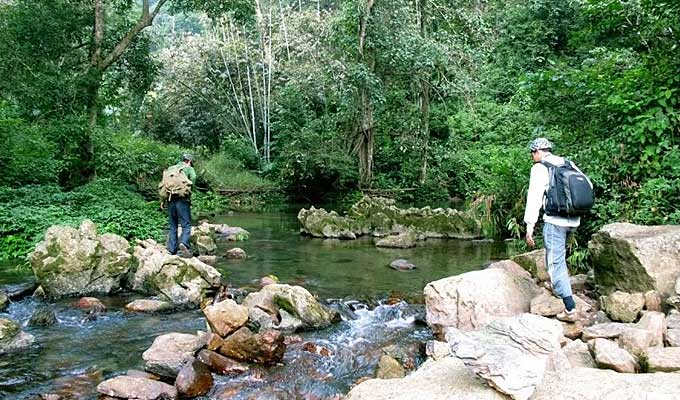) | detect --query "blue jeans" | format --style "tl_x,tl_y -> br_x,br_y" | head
543,222 -> 573,300
167,198 -> 192,255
